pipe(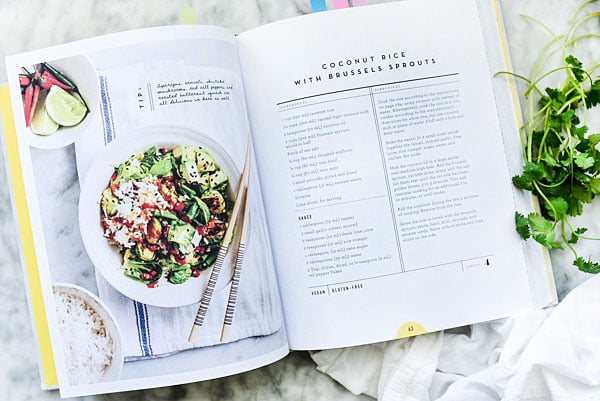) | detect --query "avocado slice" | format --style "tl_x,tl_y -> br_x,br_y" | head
172,145 -> 196,162
101,188 -> 119,216
209,169 -> 228,189
115,156 -> 145,182
180,160 -> 201,183
196,149 -> 216,172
